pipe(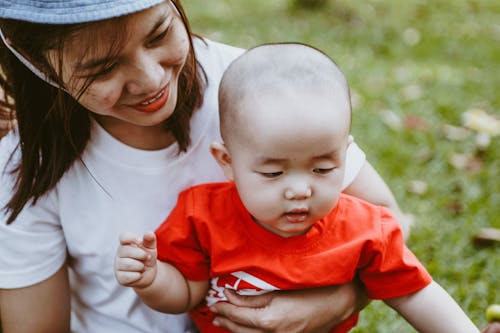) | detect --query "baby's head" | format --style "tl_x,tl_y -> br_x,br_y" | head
212,42 -> 353,237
